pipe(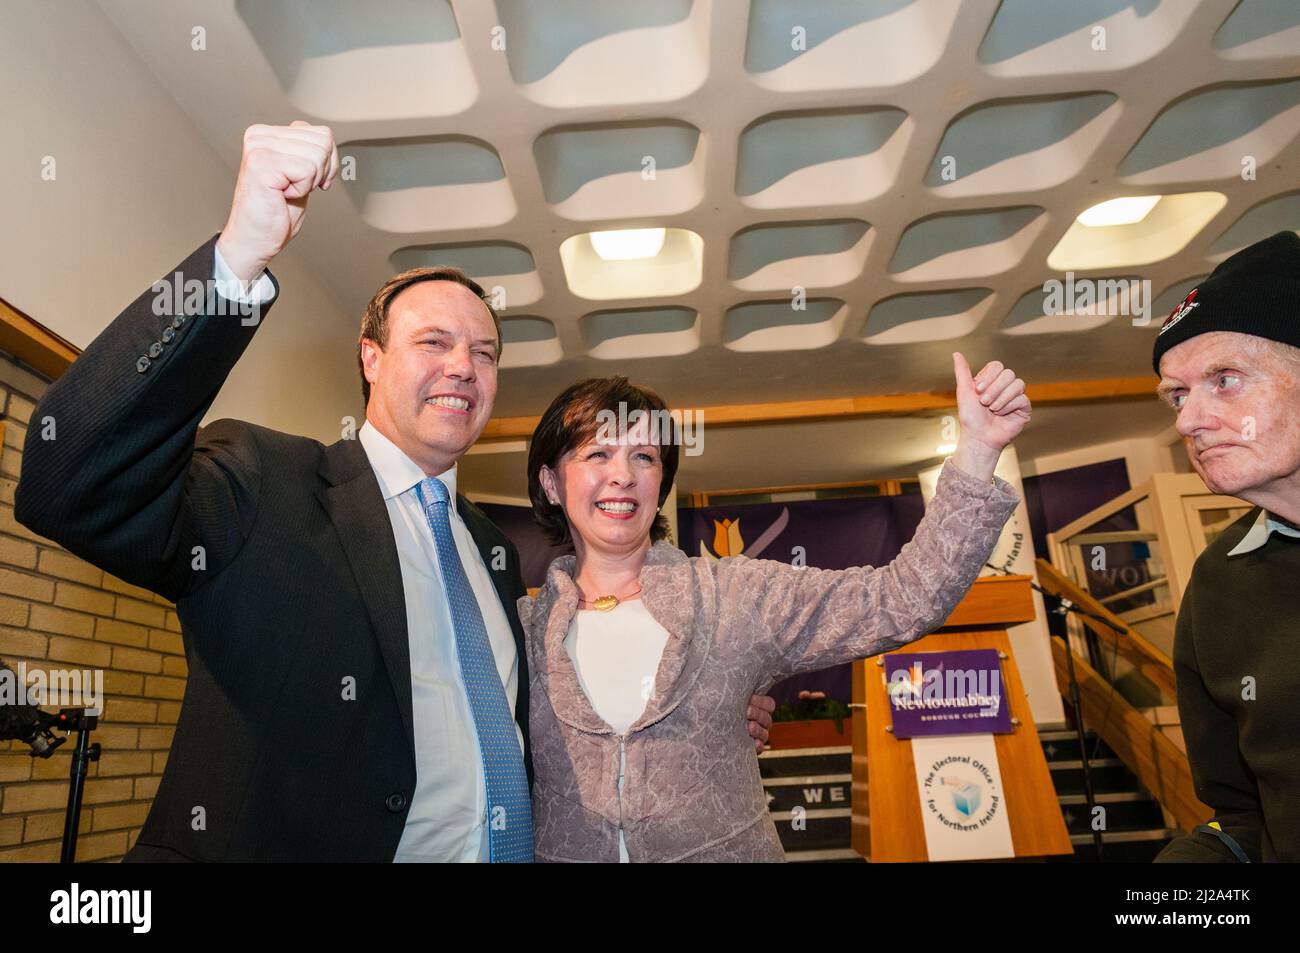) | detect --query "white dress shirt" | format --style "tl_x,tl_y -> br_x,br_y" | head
1226,508 -> 1300,556
359,421 -> 522,863
213,247 -> 522,862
